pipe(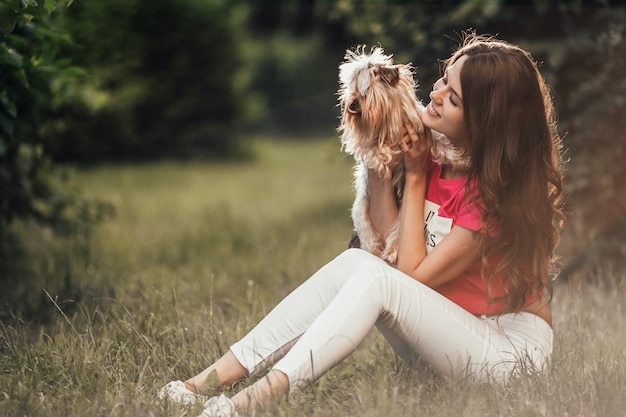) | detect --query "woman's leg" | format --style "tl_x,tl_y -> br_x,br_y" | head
185,249 -> 387,392
184,350 -> 248,393
229,258 -> 552,411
